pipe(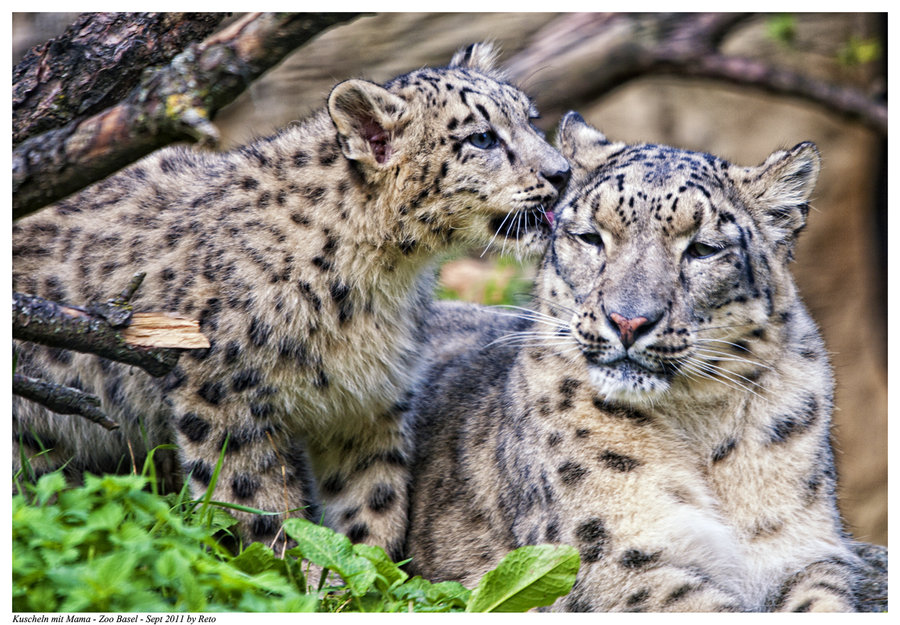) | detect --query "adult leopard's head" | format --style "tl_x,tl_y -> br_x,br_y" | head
327,42 -> 569,259
538,112 -> 820,404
